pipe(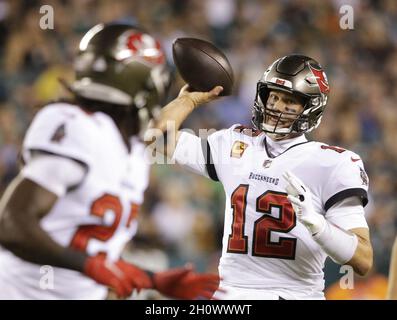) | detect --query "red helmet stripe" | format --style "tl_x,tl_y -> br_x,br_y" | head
309,65 -> 330,93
